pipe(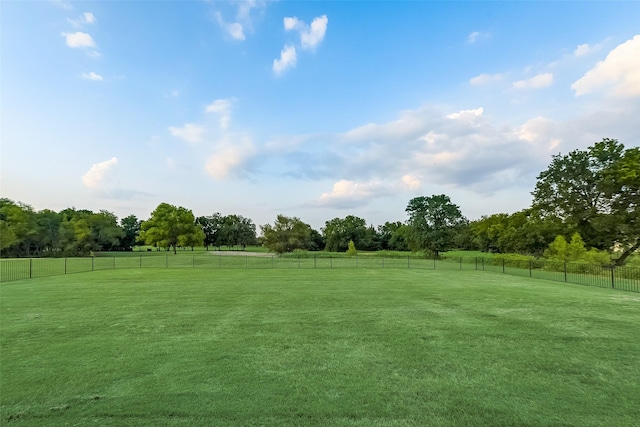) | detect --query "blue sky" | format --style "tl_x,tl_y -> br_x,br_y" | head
2,1 -> 639,230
